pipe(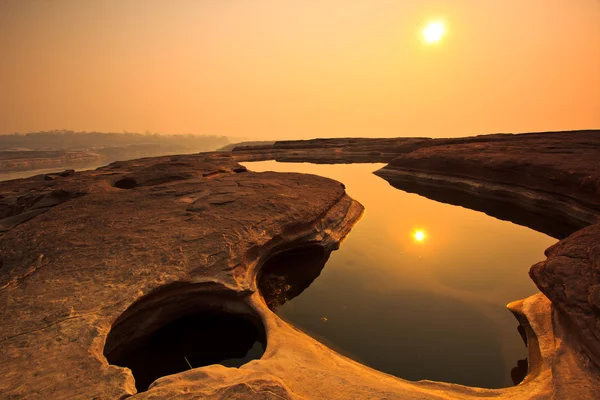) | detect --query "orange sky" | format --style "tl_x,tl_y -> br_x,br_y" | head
1,1 -> 599,139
